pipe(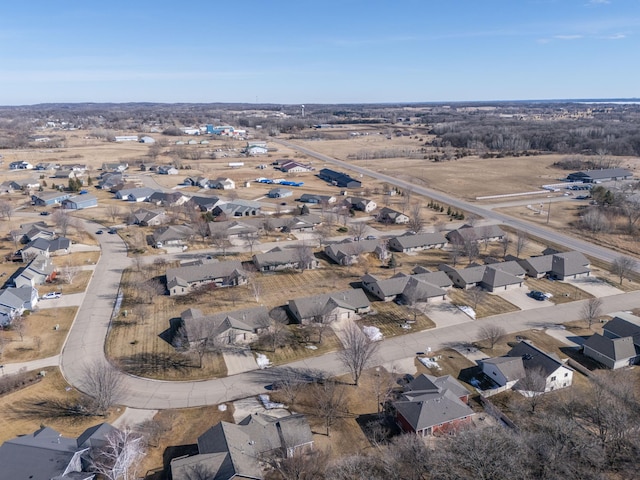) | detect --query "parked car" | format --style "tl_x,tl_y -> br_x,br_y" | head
528,290 -> 547,301
39,211 -> 50,216
42,292 -> 62,300
108,228 -> 117,234
365,235 -> 377,240
95,230 -> 103,234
